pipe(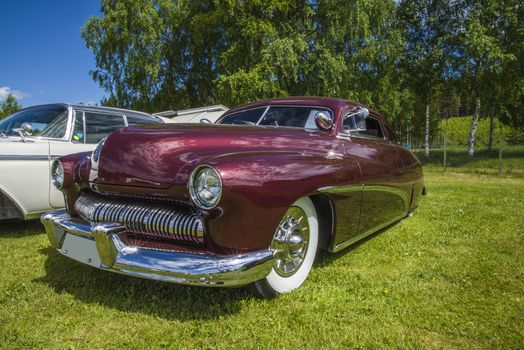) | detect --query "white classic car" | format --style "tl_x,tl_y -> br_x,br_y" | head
0,103 -> 165,220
